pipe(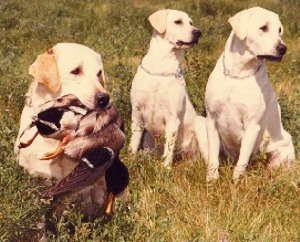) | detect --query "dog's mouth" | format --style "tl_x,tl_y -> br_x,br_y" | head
257,55 -> 283,62
176,39 -> 199,48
